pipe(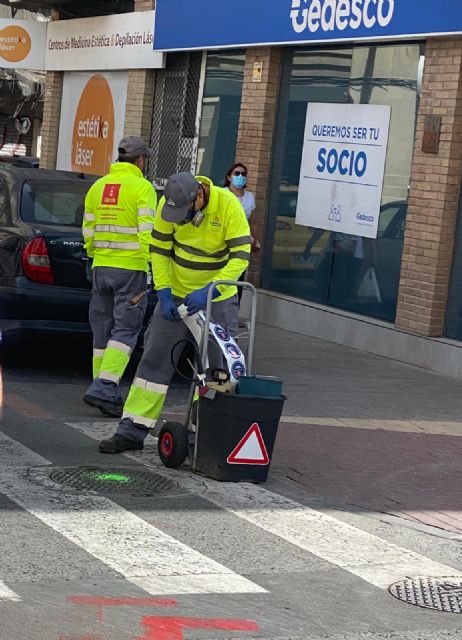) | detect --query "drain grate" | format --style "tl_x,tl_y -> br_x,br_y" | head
389,577 -> 462,614
48,467 -> 178,496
